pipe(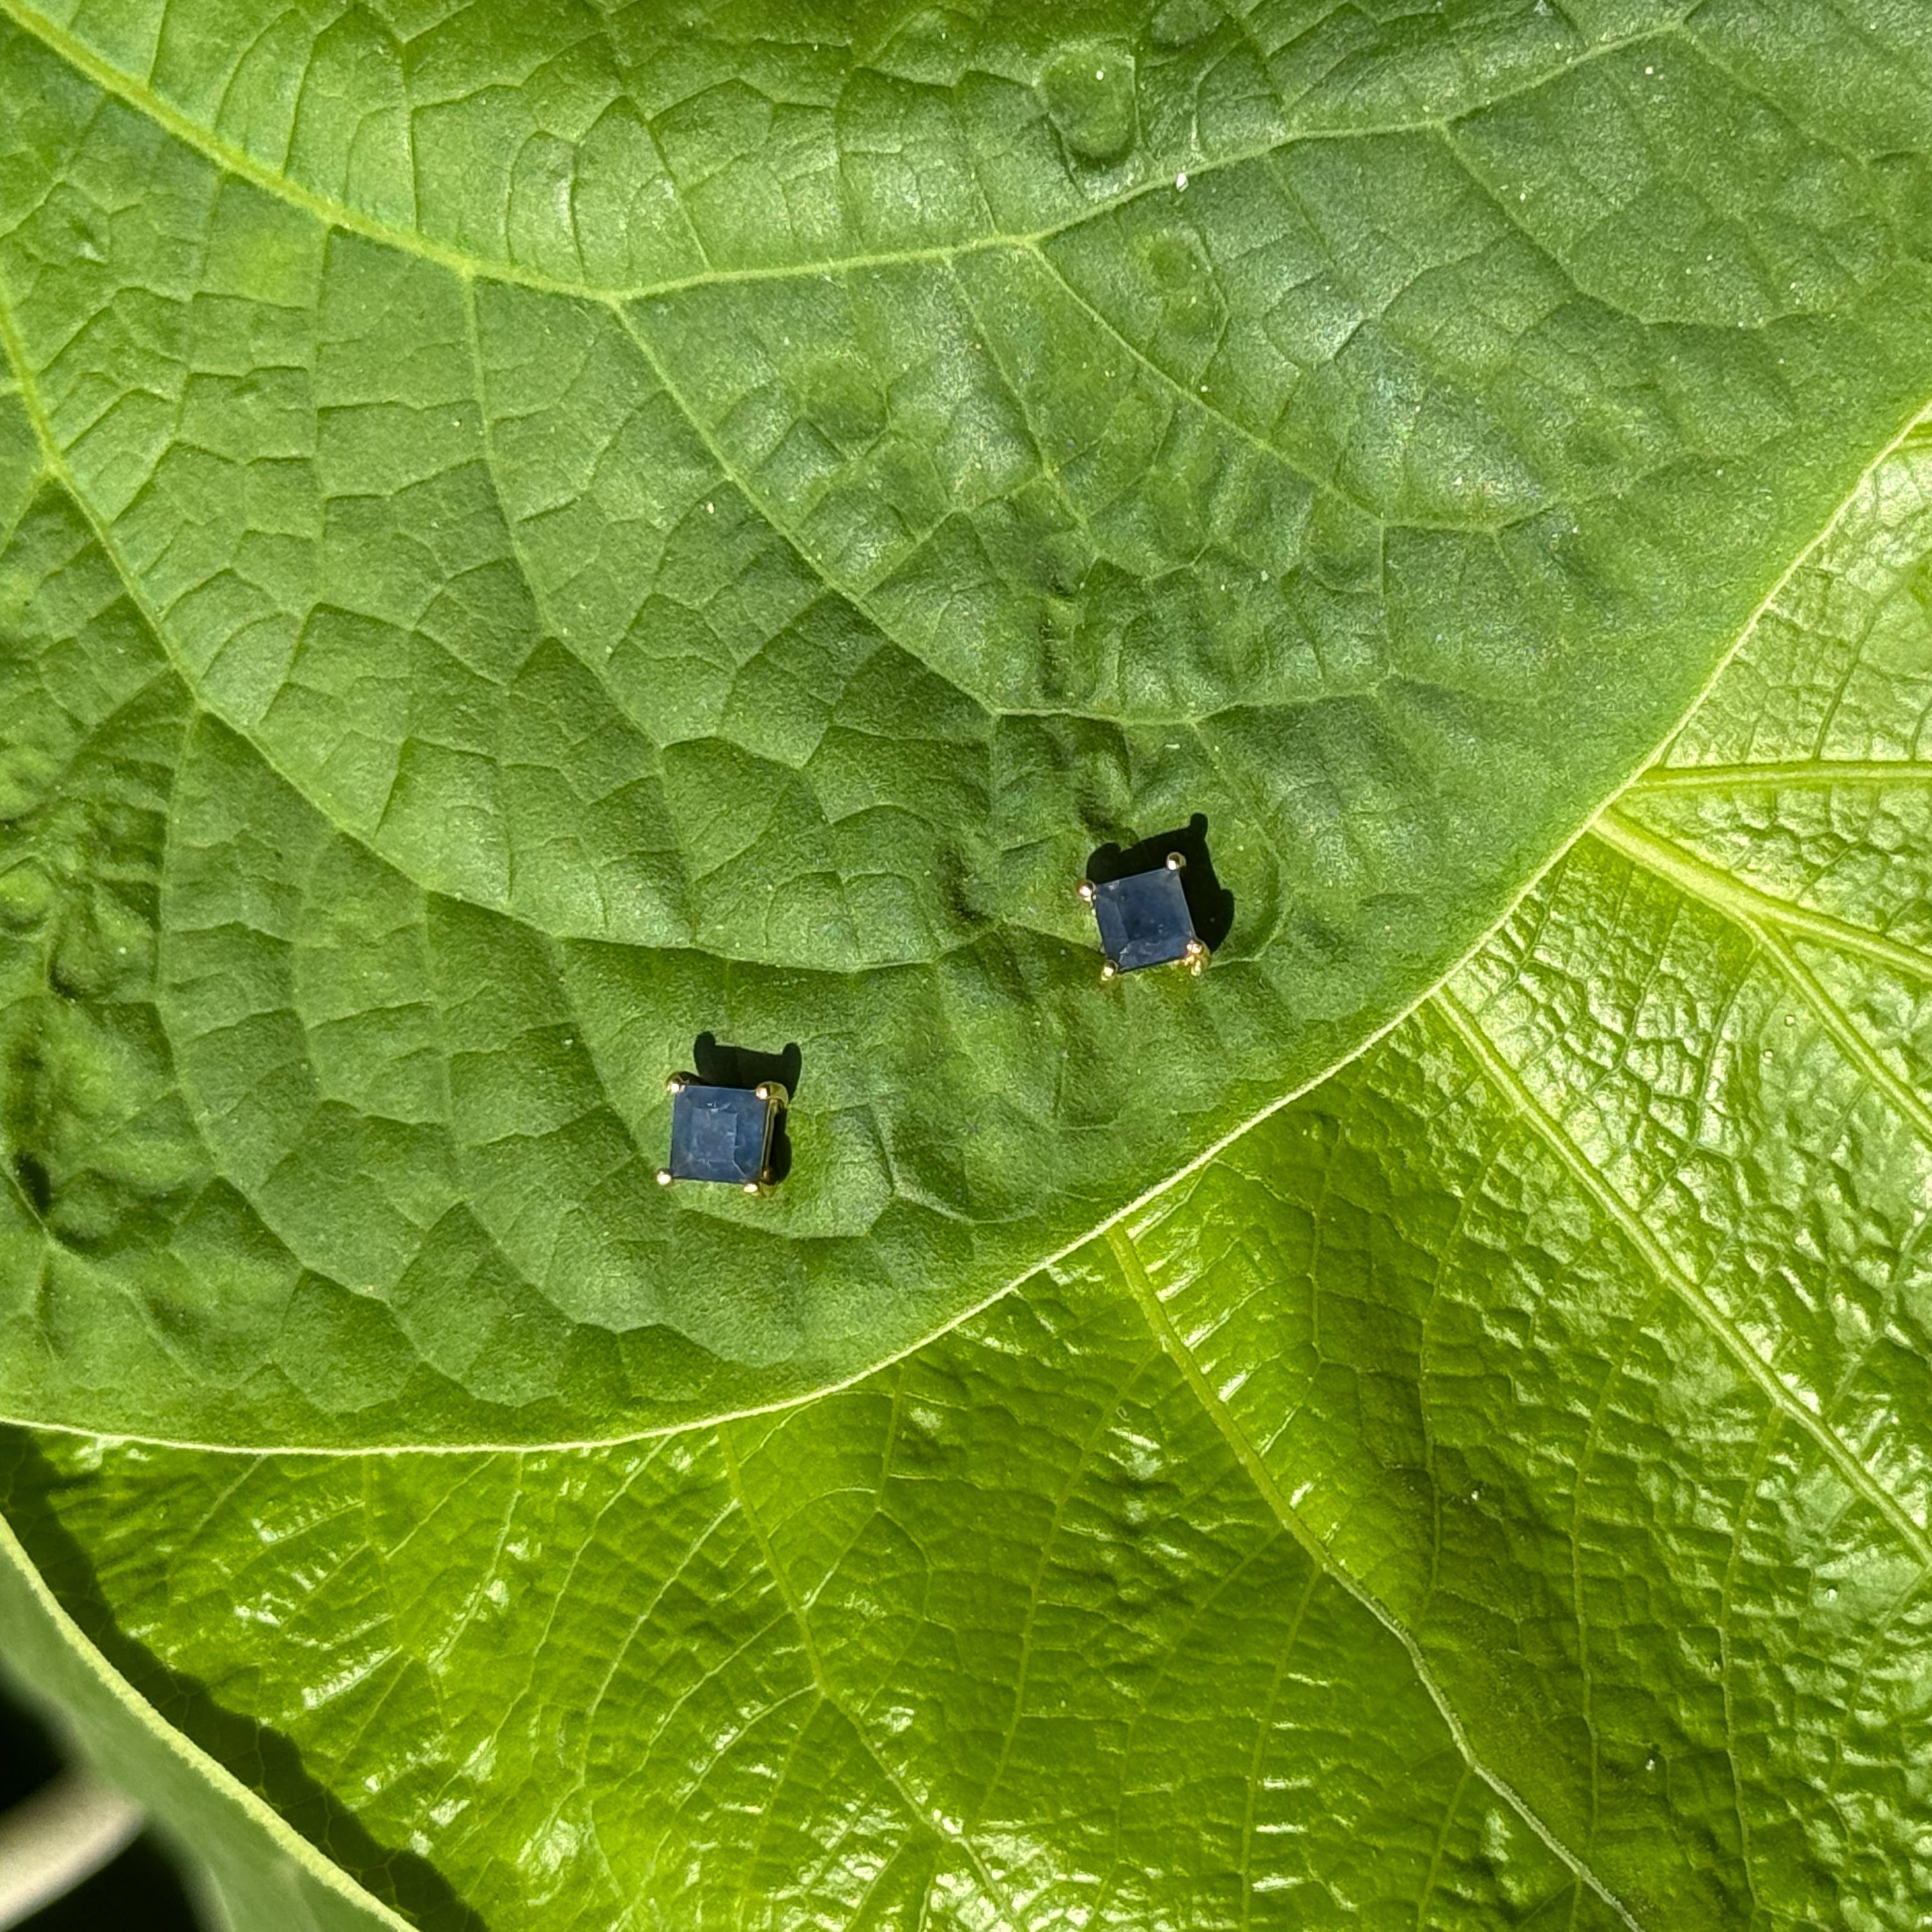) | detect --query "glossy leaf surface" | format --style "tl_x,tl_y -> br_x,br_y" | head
4,365 -> 1931,1929
0,1506 -> 402,1932
7,0 -> 1932,1439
